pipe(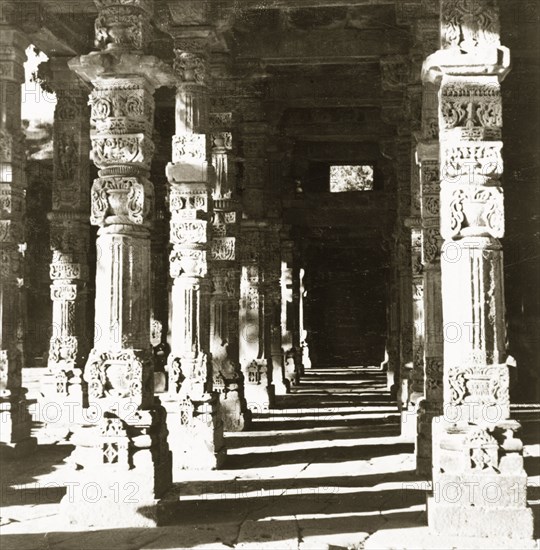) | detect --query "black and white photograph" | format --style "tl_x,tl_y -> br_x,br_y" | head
0,0 -> 539,548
